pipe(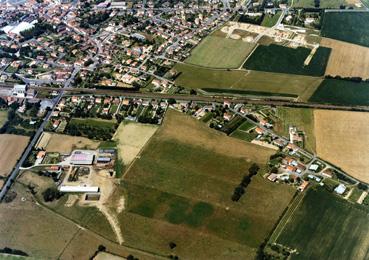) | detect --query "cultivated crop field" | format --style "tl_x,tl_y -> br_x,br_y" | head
40,132 -> 100,154
185,34 -> 256,69
314,109 -> 369,183
309,79 -> 369,106
120,110 -> 295,258
0,134 -> 29,179
289,0 -> 362,8
174,64 -> 323,101
321,38 -> 369,79
276,188 -> 369,260
274,107 -> 316,153
321,12 -> 369,47
244,44 -> 331,76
